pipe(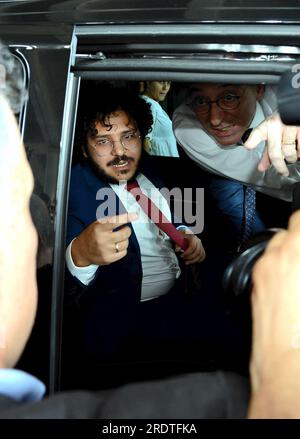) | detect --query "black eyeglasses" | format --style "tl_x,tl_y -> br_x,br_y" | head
88,131 -> 141,157
188,93 -> 242,115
